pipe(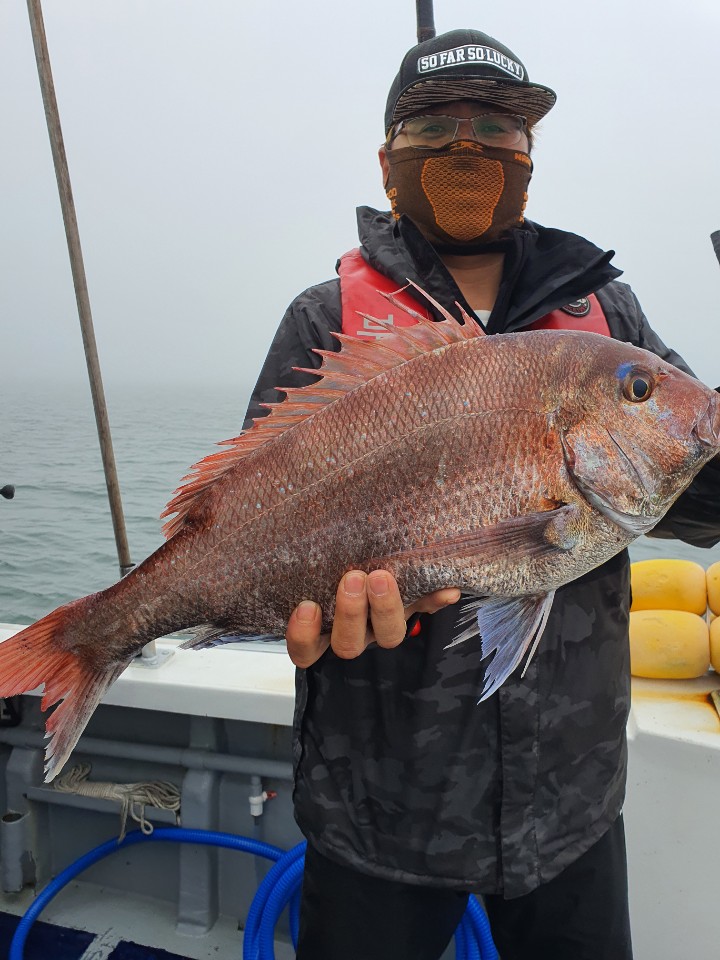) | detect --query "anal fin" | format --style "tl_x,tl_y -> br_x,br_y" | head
180,626 -> 285,650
